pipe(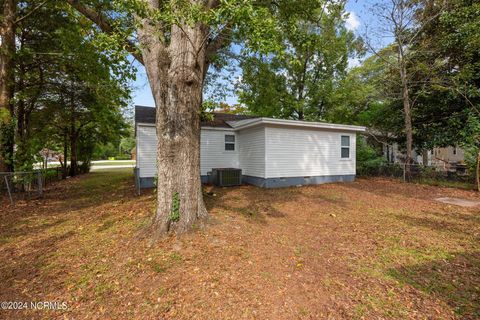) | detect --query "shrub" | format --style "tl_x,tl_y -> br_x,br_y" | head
356,136 -> 386,176
114,155 -> 132,160
78,161 -> 91,174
